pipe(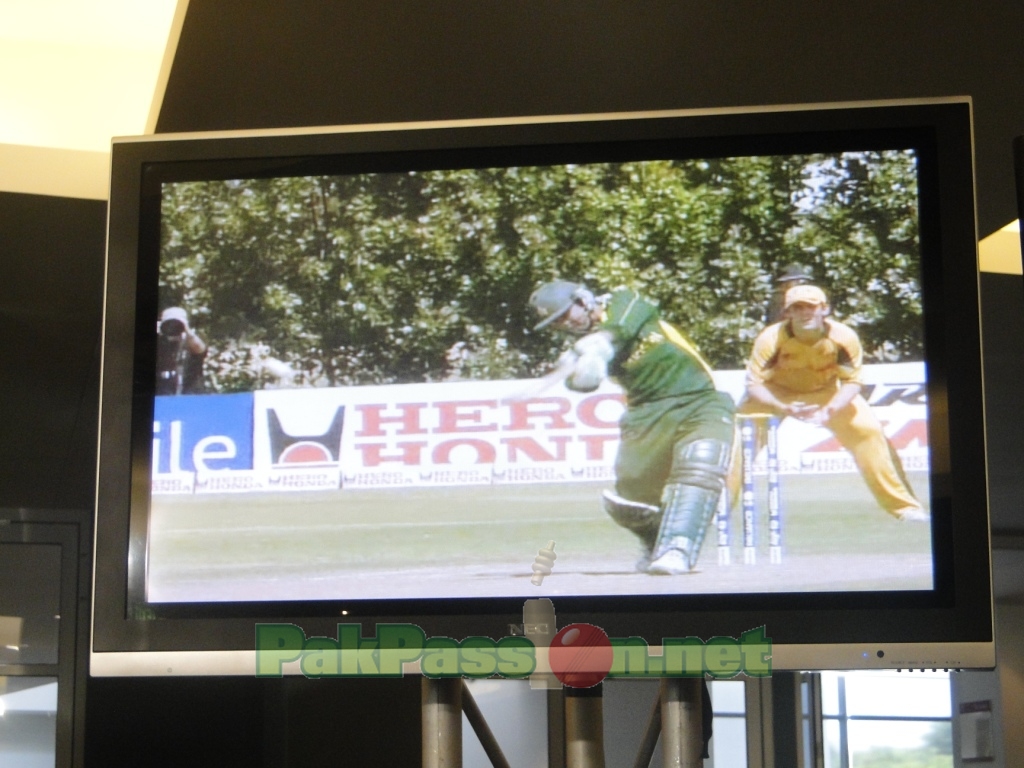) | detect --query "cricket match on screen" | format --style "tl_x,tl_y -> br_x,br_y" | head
145,149 -> 934,604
